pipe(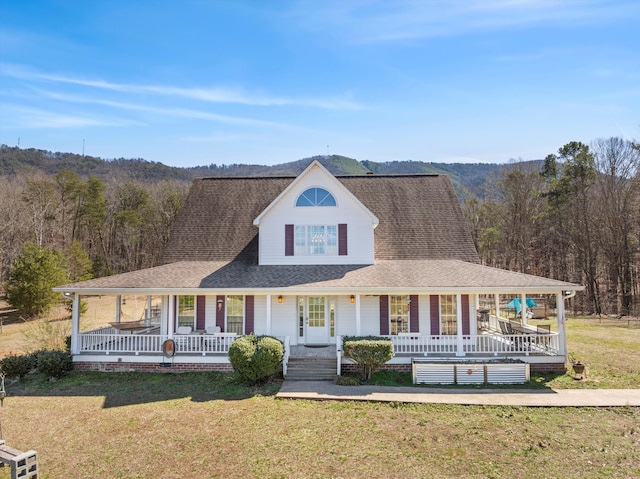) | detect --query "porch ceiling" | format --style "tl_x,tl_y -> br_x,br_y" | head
54,259 -> 583,295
